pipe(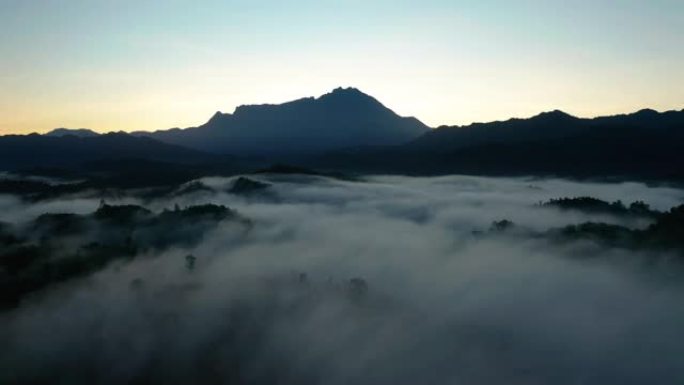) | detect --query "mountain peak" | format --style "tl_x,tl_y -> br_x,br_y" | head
324,86 -> 371,98
540,109 -> 572,117
316,87 -> 386,113
532,110 -> 576,121
633,108 -> 658,117
330,86 -> 364,95
144,87 -> 429,155
45,128 -> 99,138
207,111 -> 225,124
